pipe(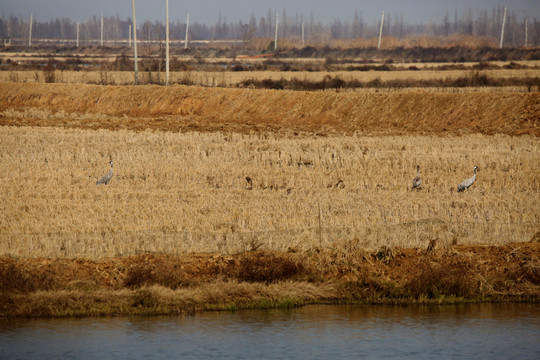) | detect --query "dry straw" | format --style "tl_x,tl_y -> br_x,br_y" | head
1,82 -> 538,137
0,126 -> 538,258
1,68 -> 538,89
